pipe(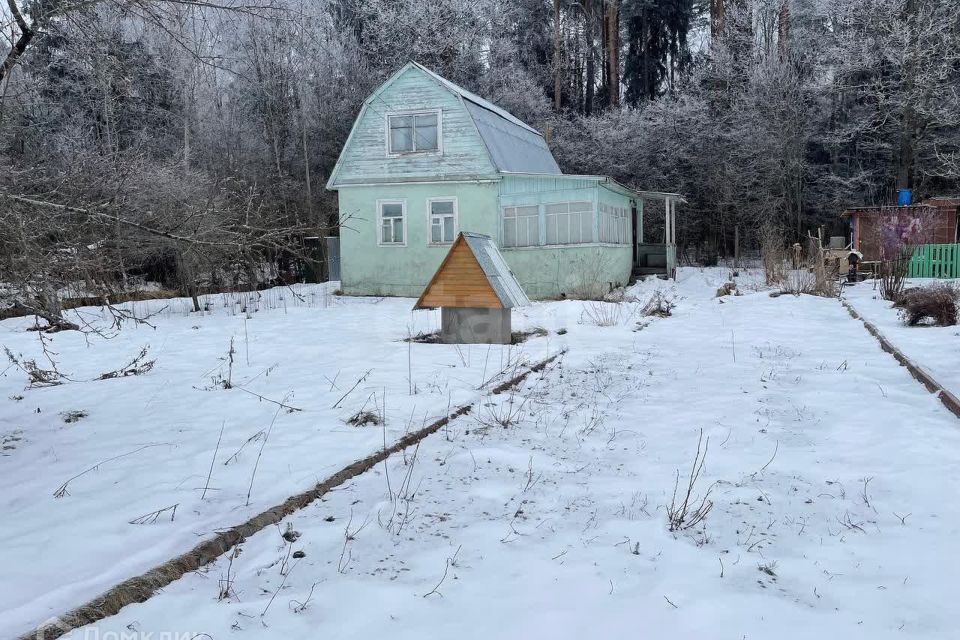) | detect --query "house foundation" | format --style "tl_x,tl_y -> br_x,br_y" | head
441,307 -> 511,345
